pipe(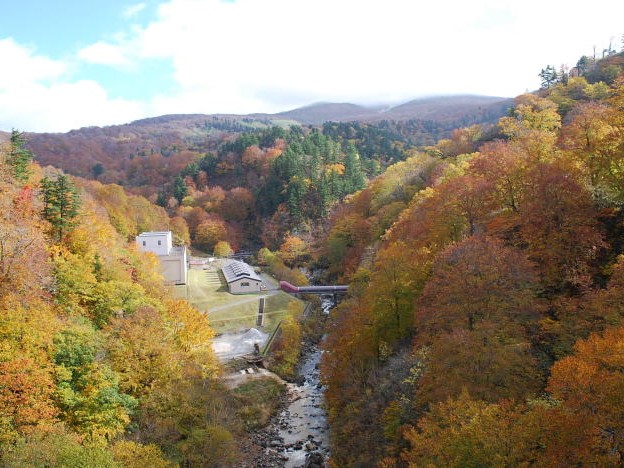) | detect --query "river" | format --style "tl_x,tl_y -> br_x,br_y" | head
215,300 -> 332,467
278,344 -> 330,467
